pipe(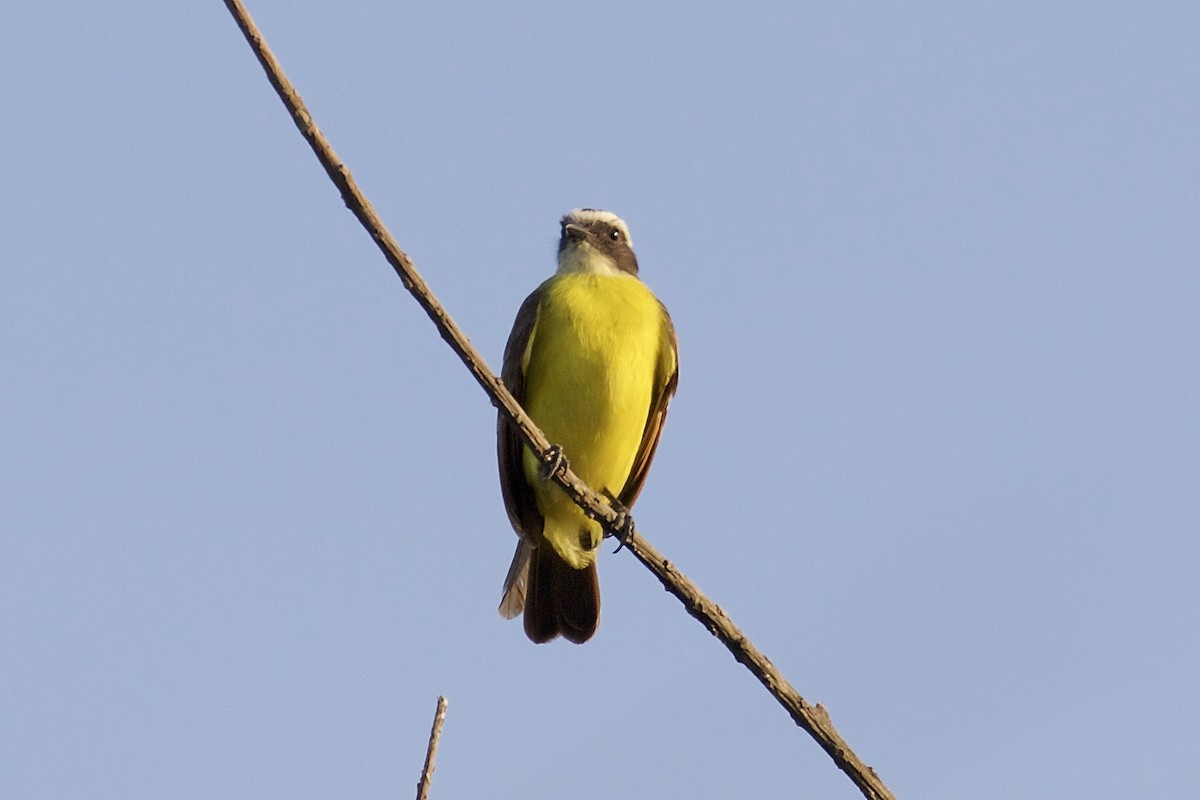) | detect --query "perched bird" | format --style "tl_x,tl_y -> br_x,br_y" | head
497,209 -> 679,644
